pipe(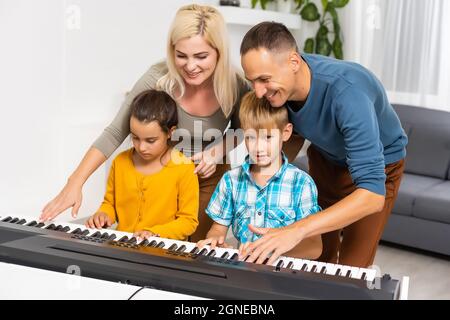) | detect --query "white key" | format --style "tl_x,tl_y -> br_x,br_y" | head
349,267 -> 361,279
